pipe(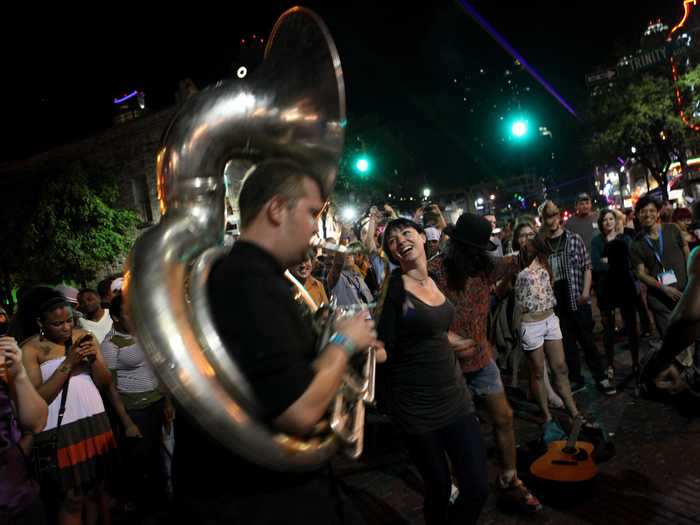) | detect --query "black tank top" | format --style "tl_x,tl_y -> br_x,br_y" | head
378,276 -> 473,434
